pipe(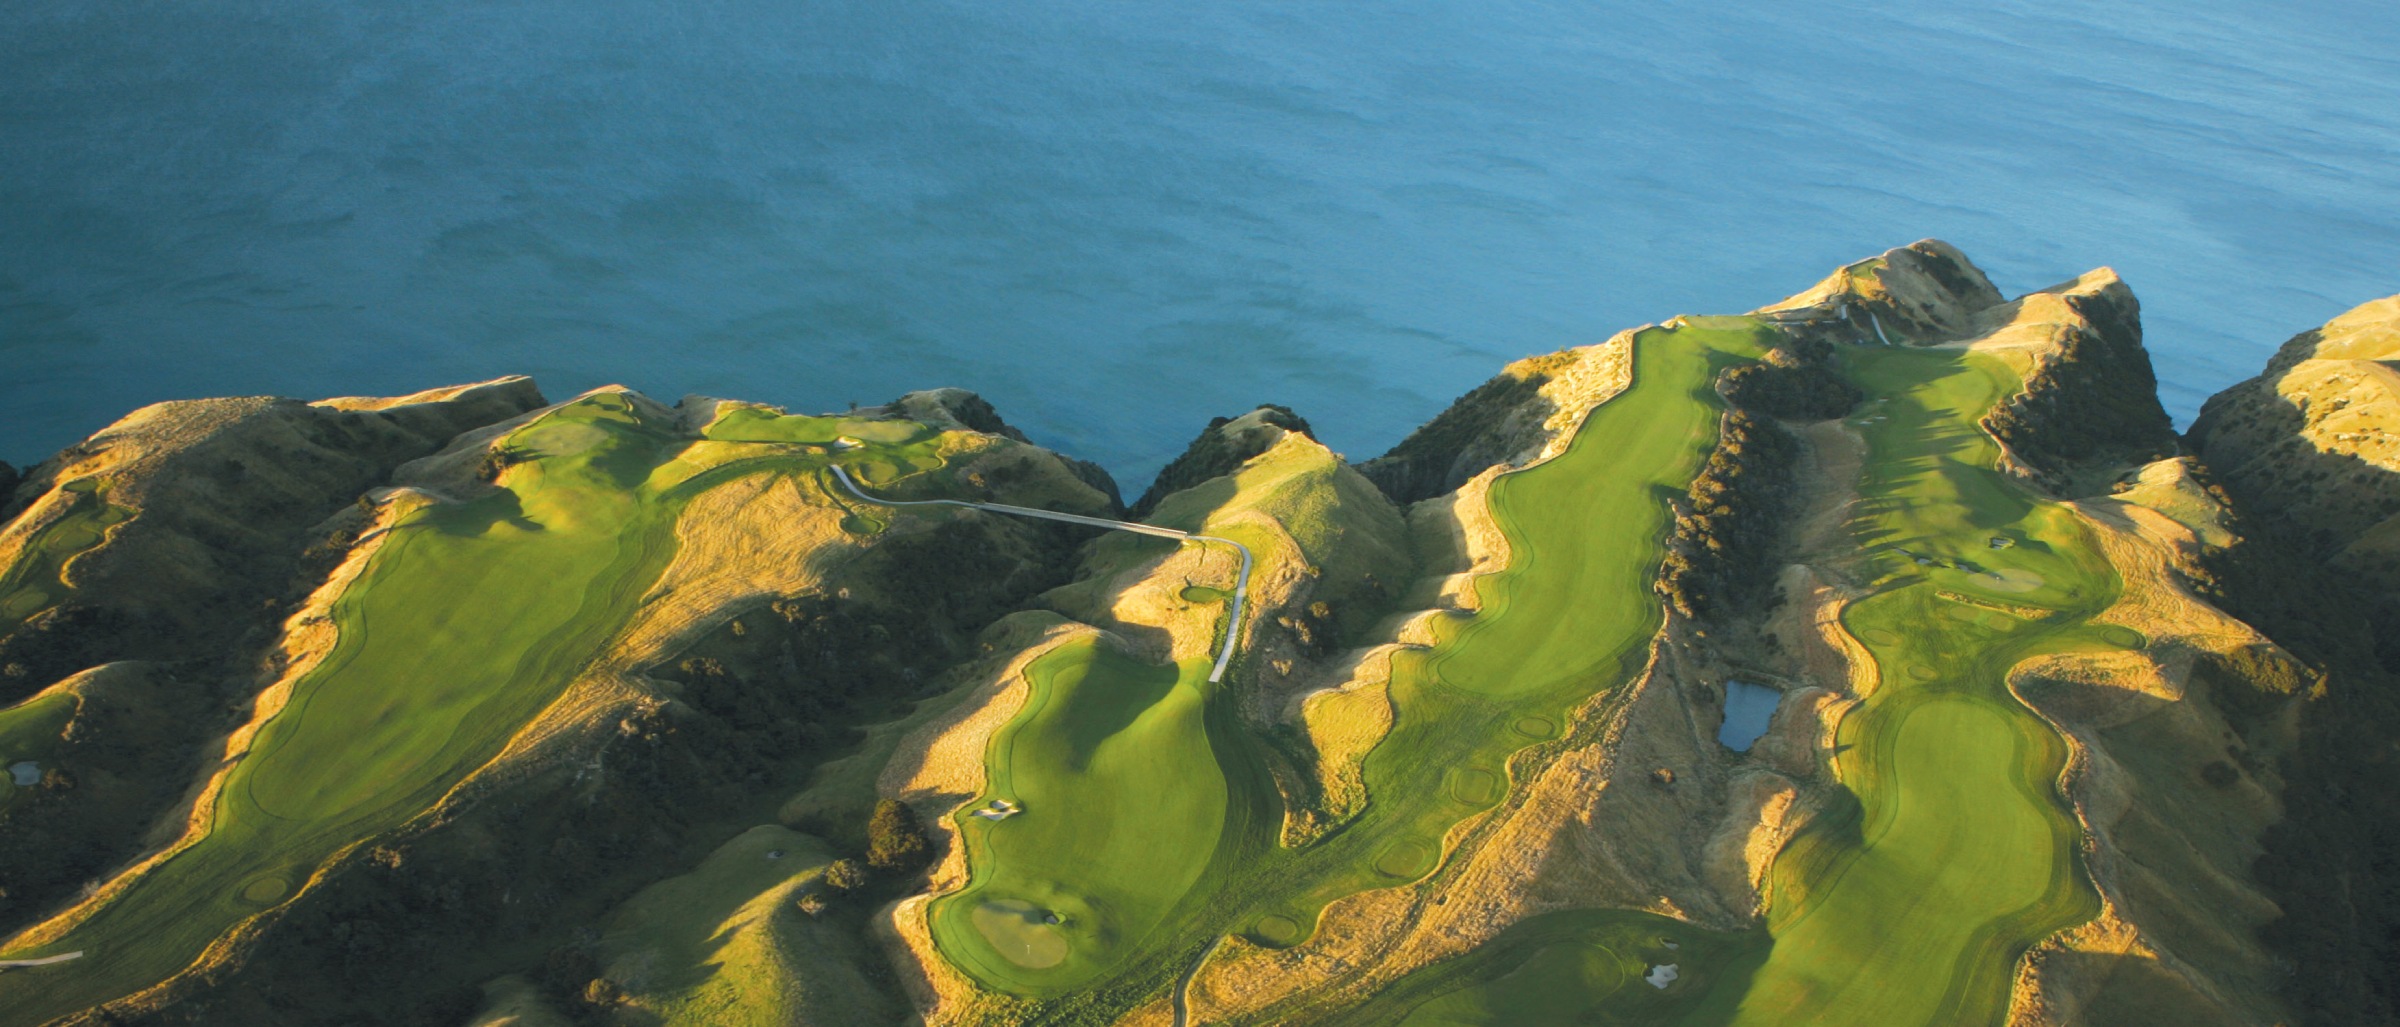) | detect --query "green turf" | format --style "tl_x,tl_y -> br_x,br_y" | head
598,824 -> 902,1026
1326,911 -> 1769,1026
1723,346 -> 2106,1026
0,394 -> 960,1025
0,479 -> 132,635
929,643 -> 1231,993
